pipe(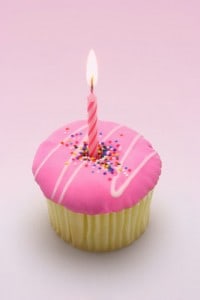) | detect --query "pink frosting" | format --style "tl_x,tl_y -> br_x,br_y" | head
32,120 -> 161,214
